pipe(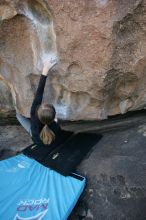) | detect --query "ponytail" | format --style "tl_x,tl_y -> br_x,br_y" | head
40,124 -> 55,145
